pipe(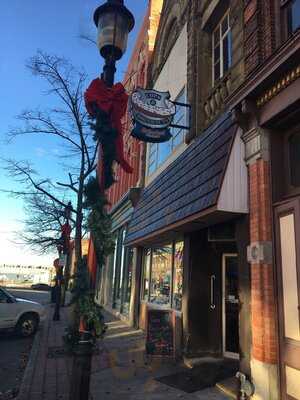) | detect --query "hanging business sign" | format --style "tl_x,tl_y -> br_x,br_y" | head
130,88 -> 176,143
